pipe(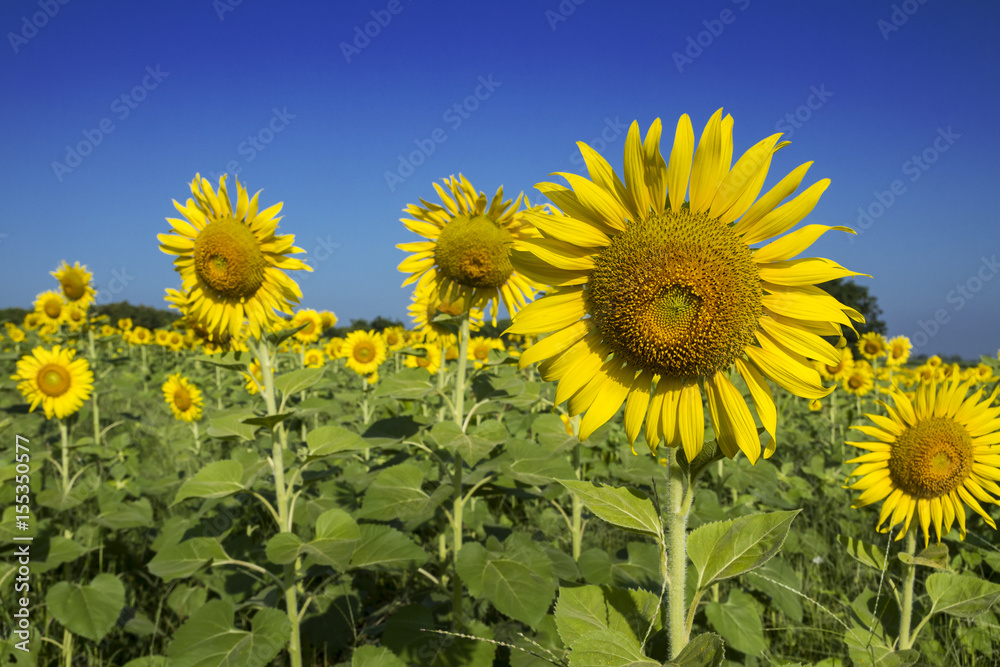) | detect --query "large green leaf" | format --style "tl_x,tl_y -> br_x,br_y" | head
349,524 -> 427,570
689,511 -> 798,590
838,534 -> 889,571
352,645 -> 407,667
147,537 -> 229,581
926,572 -> 1000,618
703,590 -> 766,657
206,409 -> 258,442
372,367 -> 435,399
559,480 -> 662,541
360,464 -> 431,521
501,439 -> 576,485
273,367 -> 325,396
567,629 -> 658,667
93,498 -> 154,529
554,585 -> 608,648
45,573 -> 125,642
306,425 -> 369,458
165,600 -> 290,666
664,632 -> 725,667
173,461 -> 245,505
302,508 -> 360,571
